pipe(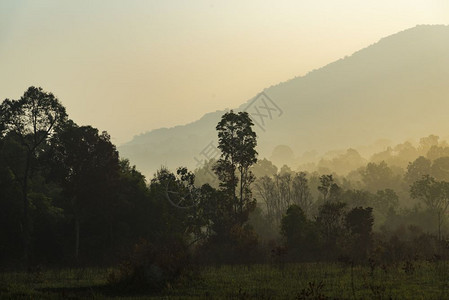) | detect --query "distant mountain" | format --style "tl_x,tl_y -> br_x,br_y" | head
119,25 -> 449,178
